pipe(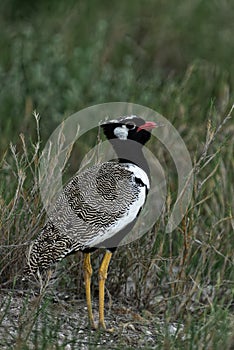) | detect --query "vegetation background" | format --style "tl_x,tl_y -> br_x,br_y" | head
0,1 -> 233,349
